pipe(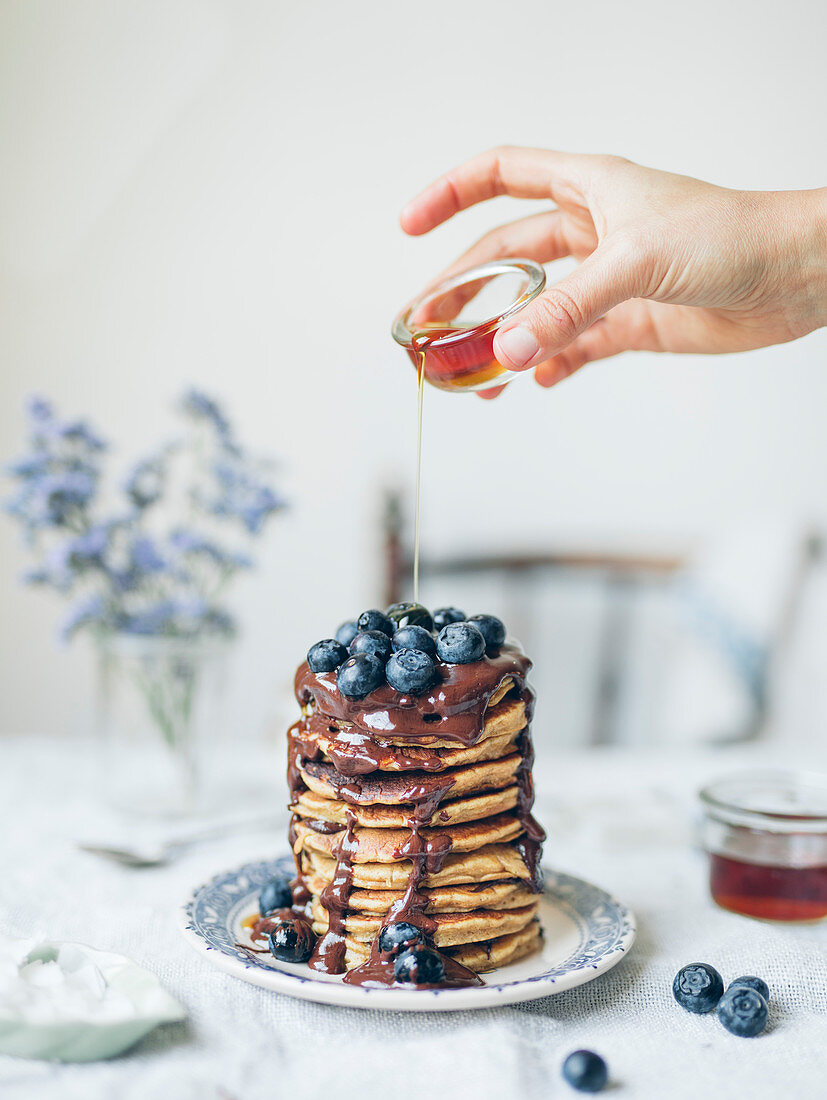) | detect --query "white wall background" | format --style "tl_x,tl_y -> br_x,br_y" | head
1,0 -> 825,739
